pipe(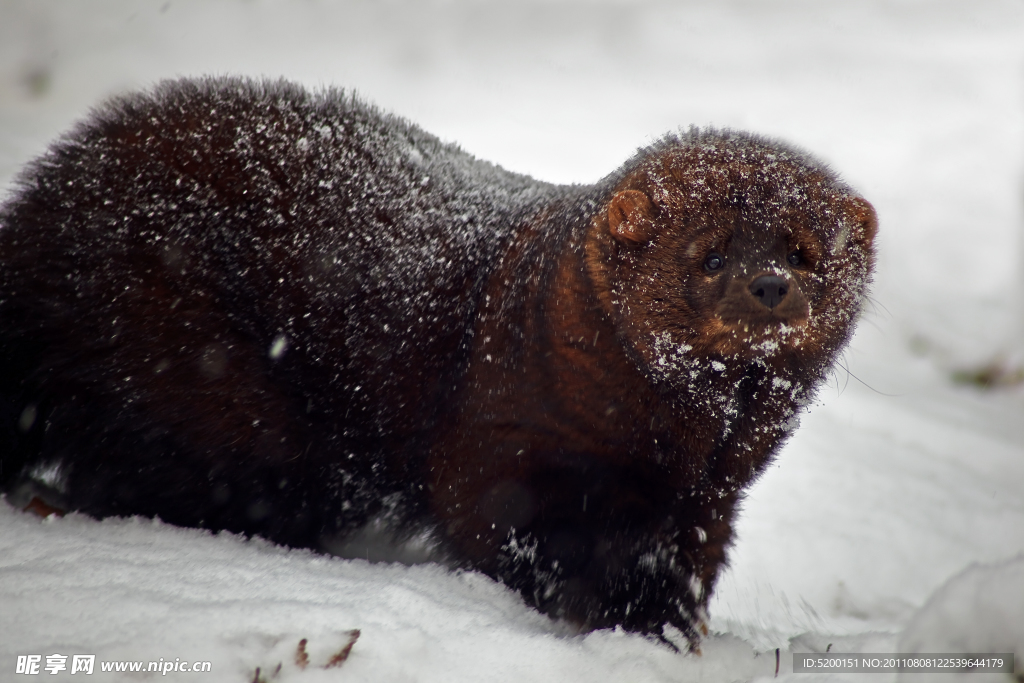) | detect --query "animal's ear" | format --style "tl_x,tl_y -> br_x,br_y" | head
607,190 -> 657,245
845,196 -> 878,249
